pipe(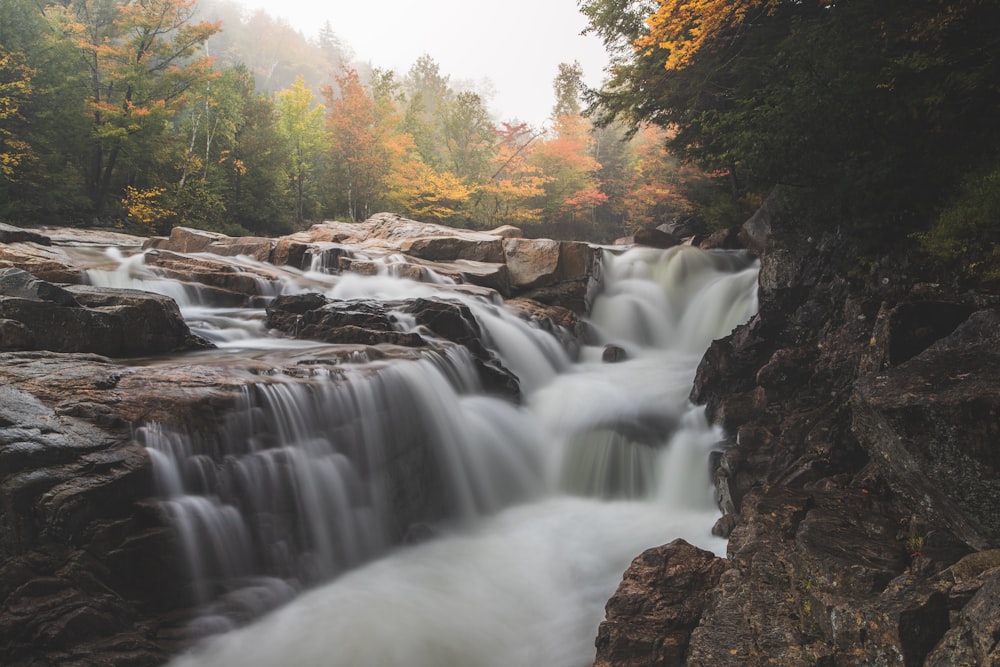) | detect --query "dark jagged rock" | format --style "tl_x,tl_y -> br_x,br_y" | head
853,308 -> 1000,550
265,293 -> 521,396
0,379 -> 178,667
598,190 -> 1000,665
594,540 -> 727,667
